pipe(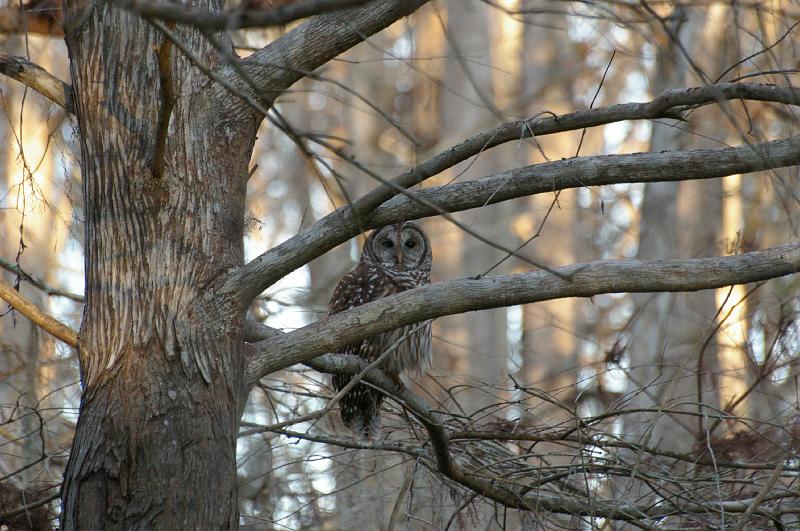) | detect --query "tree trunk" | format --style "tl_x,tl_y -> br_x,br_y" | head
332,36 -> 405,530
439,0 -> 508,413
627,7 -> 707,454
519,0 -> 580,405
60,5 -> 255,528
